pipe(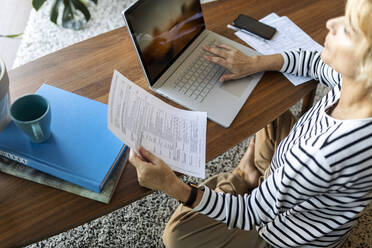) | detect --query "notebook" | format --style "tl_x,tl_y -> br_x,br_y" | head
0,148 -> 128,203
122,0 -> 264,128
0,84 -> 124,192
